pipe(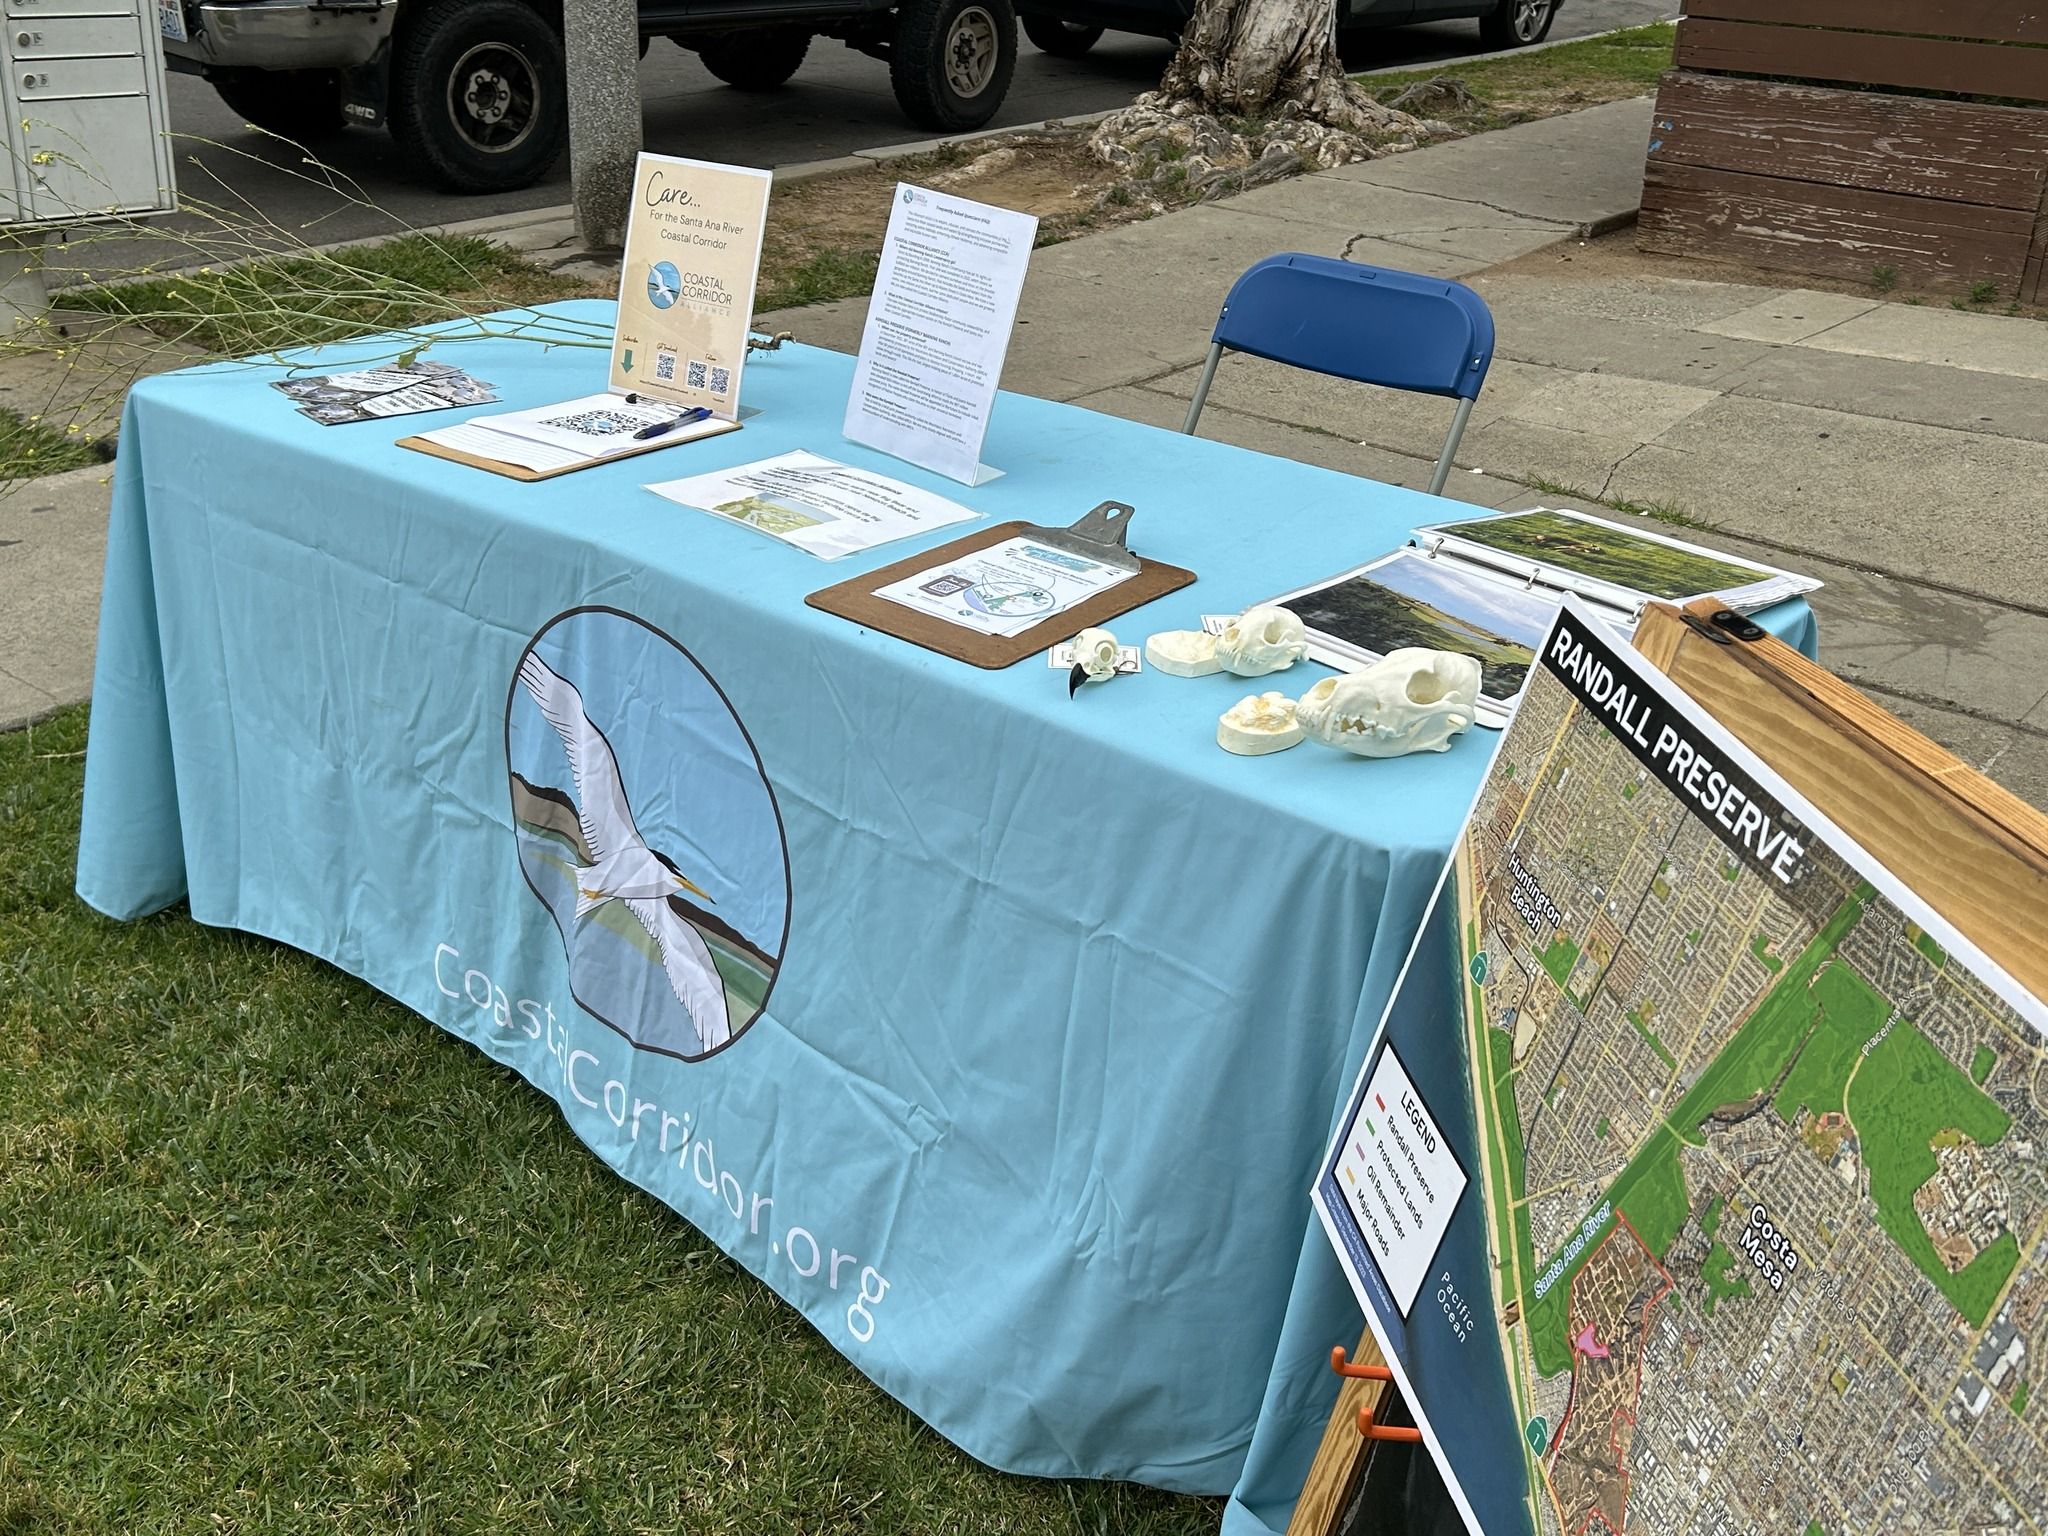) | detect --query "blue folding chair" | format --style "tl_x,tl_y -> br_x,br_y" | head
1181,253 -> 1497,496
